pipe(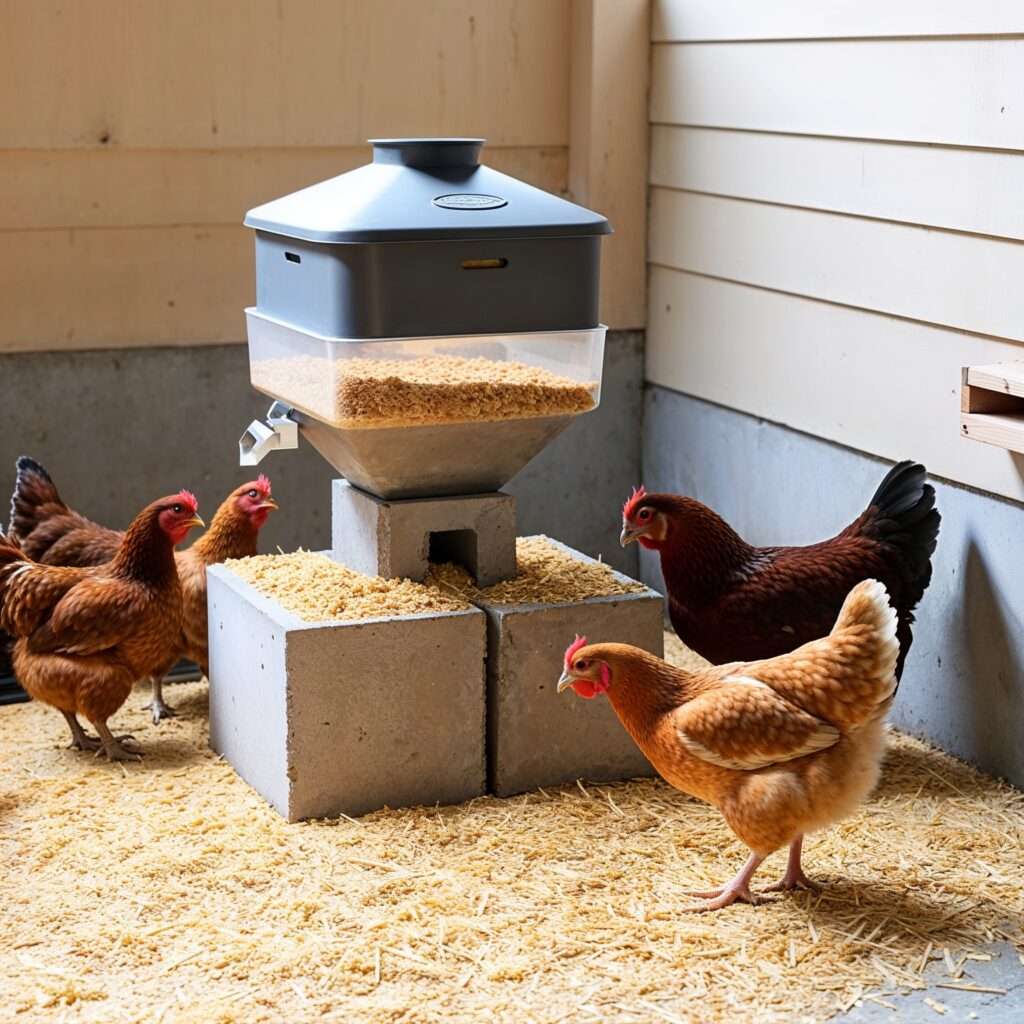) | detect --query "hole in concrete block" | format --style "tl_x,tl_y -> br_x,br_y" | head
429,529 -> 479,581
